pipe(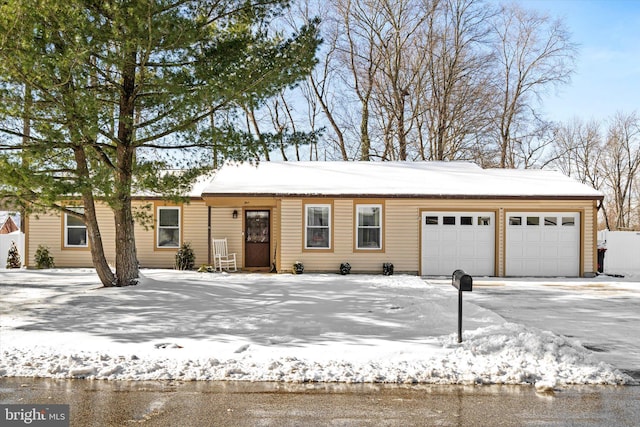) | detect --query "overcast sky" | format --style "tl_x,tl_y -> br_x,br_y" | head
523,0 -> 640,123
